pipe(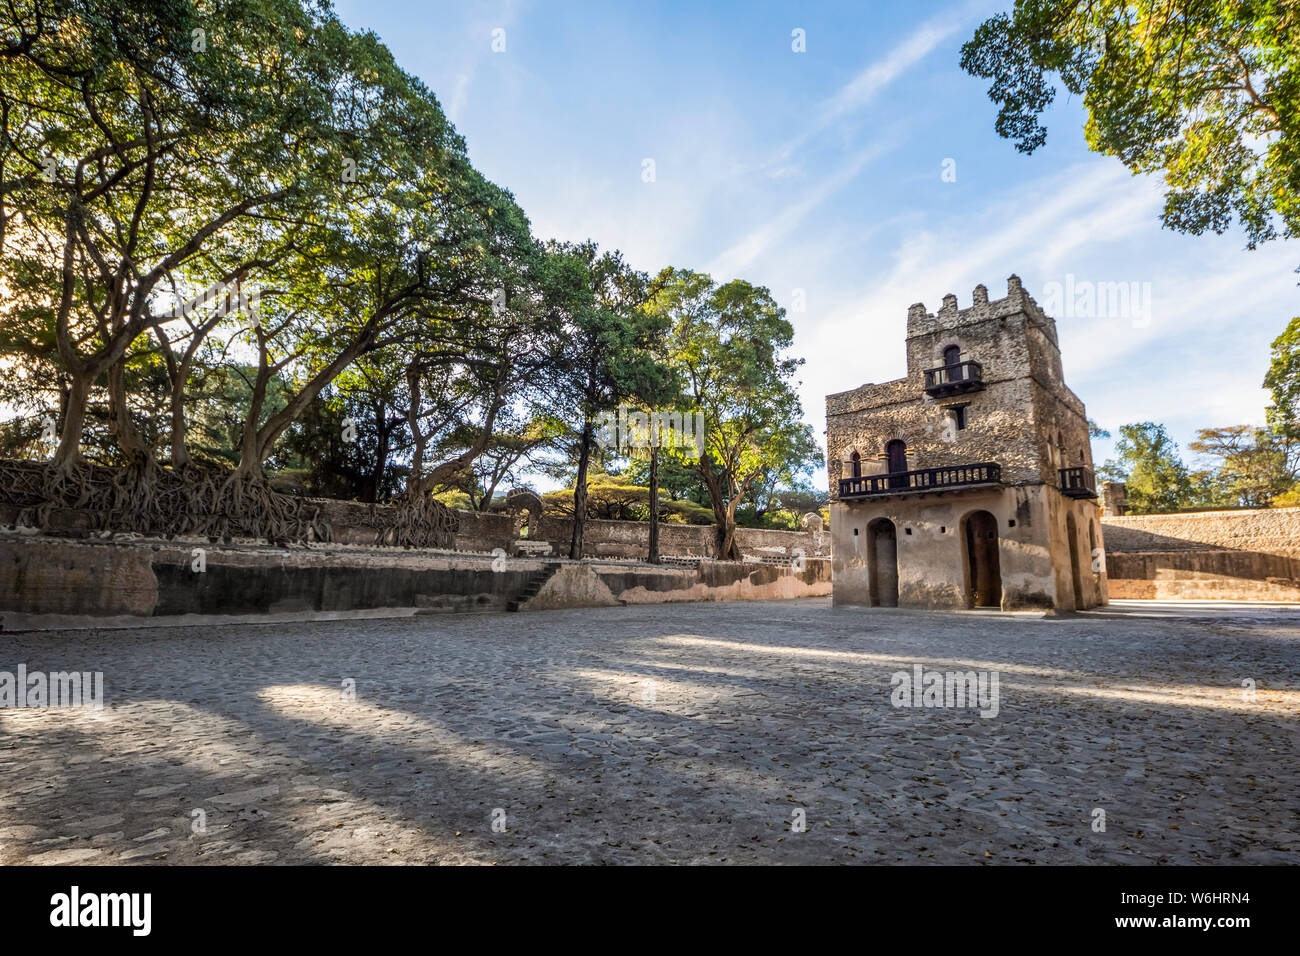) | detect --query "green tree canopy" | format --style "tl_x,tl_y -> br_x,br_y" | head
1100,421 -> 1195,512
961,1 -> 1299,259
649,267 -> 813,559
